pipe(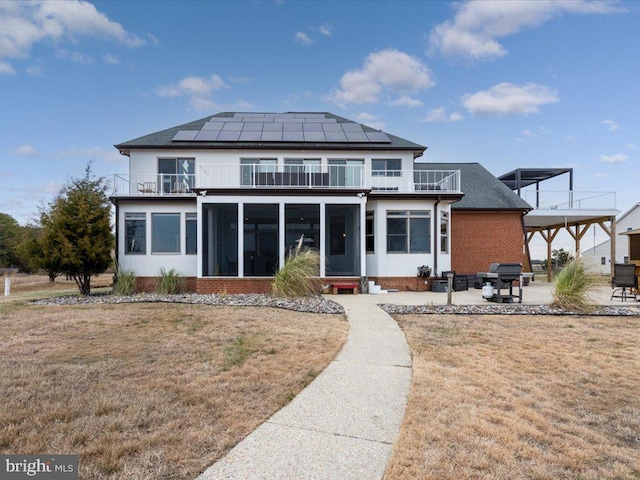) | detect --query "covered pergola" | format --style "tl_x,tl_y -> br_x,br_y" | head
499,168 -> 618,281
